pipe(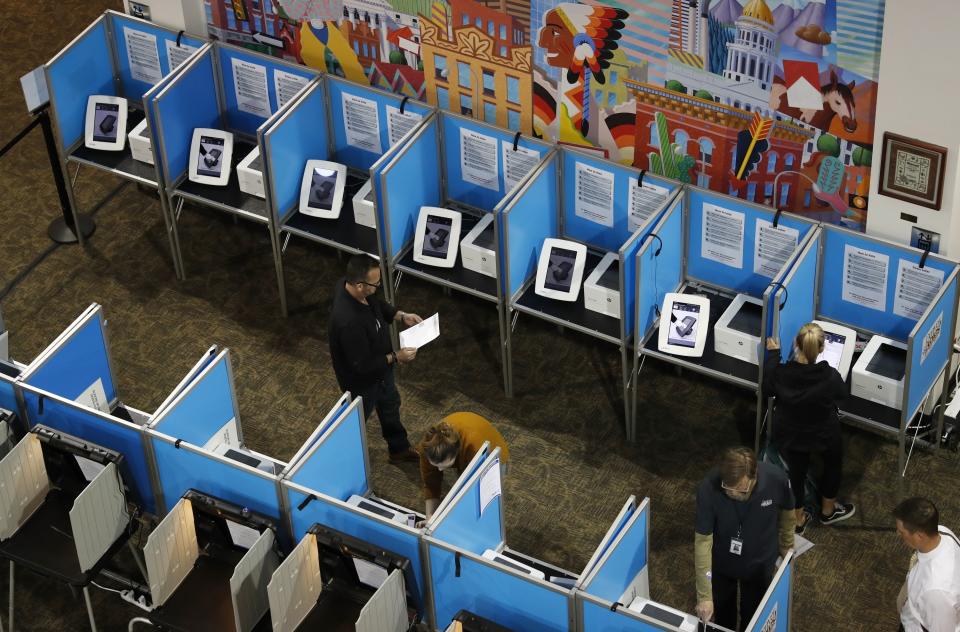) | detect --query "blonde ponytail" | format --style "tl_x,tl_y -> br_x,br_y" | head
794,322 -> 824,365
